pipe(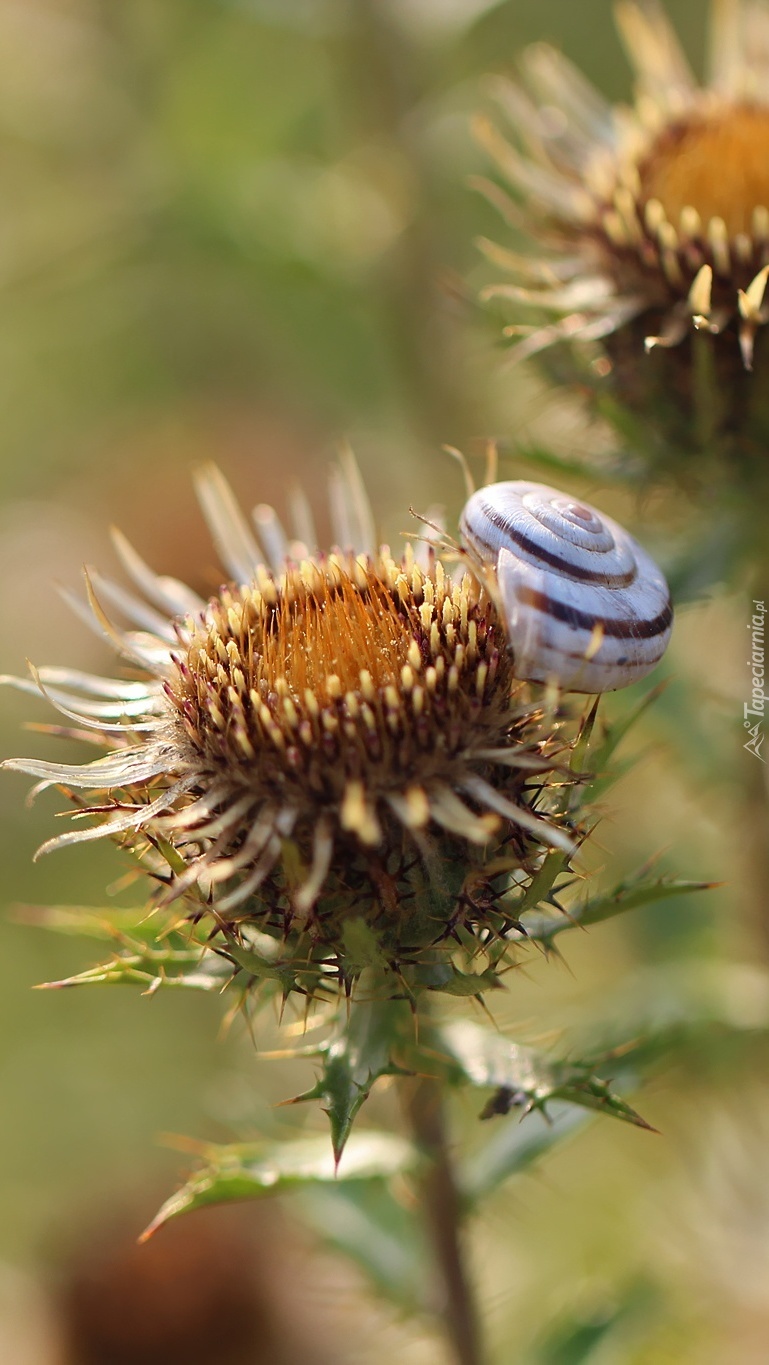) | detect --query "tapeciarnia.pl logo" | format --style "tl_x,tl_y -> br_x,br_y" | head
744,600 -> 767,763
